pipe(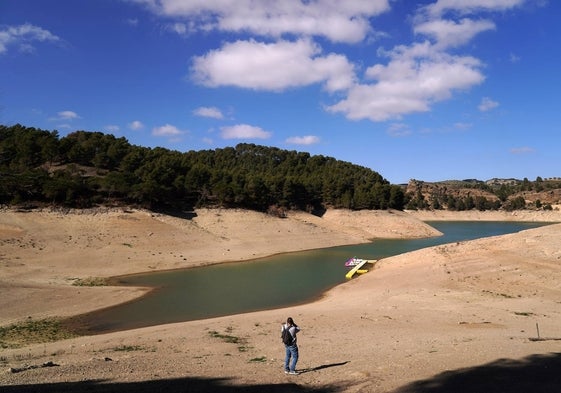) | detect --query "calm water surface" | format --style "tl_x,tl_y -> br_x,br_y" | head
75,221 -> 544,333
